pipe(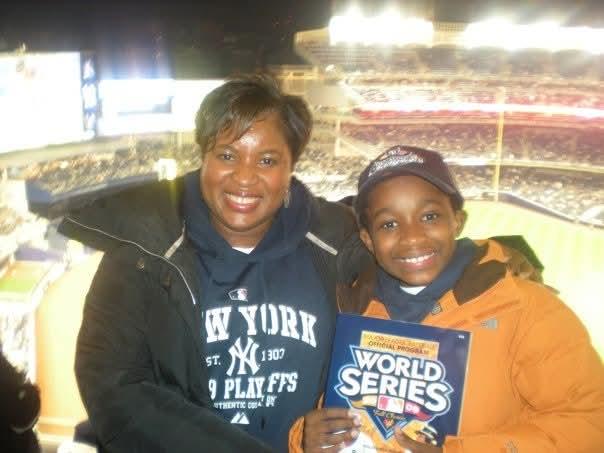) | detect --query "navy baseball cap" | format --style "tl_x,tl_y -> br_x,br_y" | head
354,145 -> 464,215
